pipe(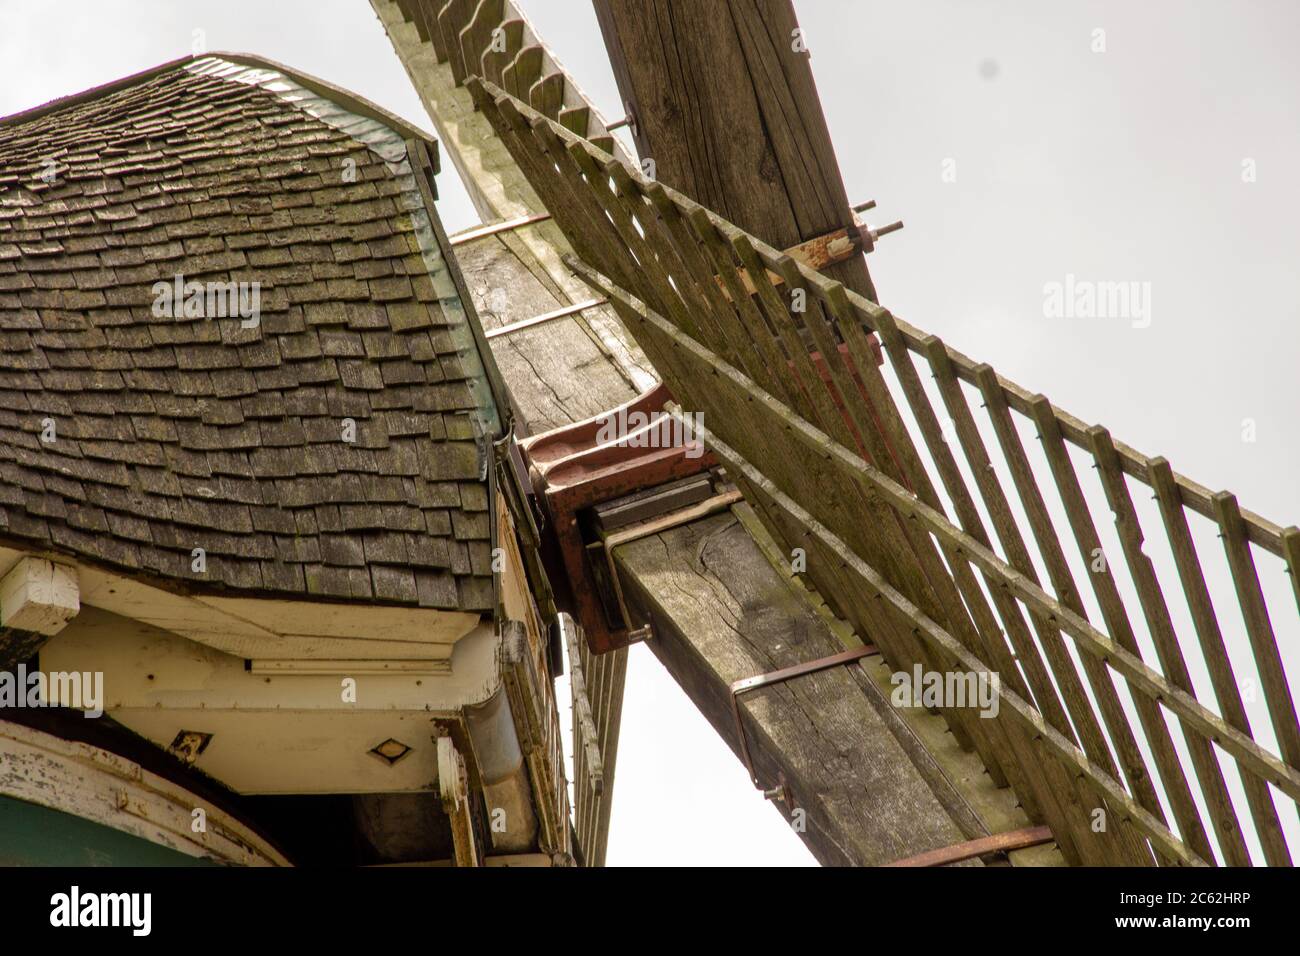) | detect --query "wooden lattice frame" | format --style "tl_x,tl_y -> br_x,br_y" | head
465,76 -> 1300,867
